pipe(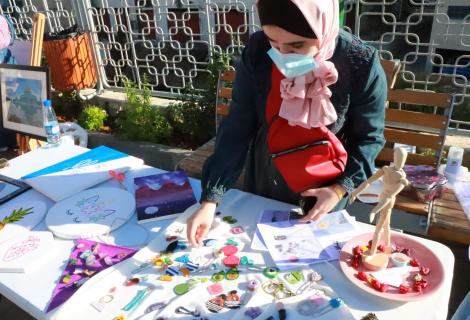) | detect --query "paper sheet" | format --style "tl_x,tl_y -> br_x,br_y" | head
251,209 -> 302,251
257,221 -> 327,270
252,210 -> 360,253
